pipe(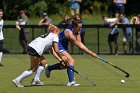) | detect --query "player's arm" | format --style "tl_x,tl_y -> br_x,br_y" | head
51,42 -> 67,61
38,19 -> 50,26
65,29 -> 97,58
16,21 -> 21,30
50,47 -> 62,61
40,22 -> 50,26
